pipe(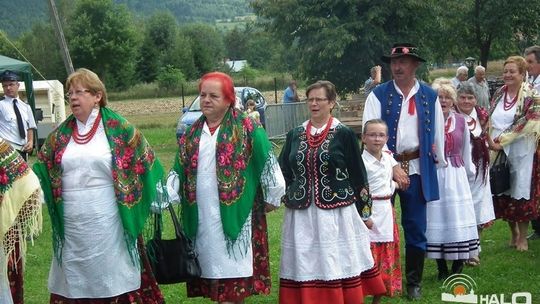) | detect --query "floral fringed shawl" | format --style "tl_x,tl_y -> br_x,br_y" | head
32,107 -> 165,262
0,138 -> 42,289
173,107 -> 274,253
489,83 -> 540,146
